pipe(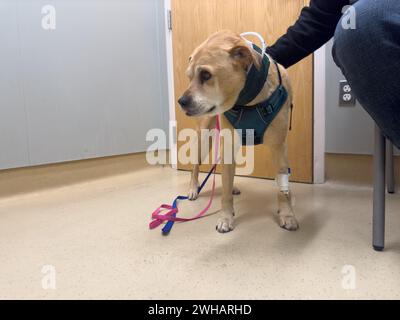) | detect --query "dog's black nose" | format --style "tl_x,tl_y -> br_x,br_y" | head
178,95 -> 192,109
